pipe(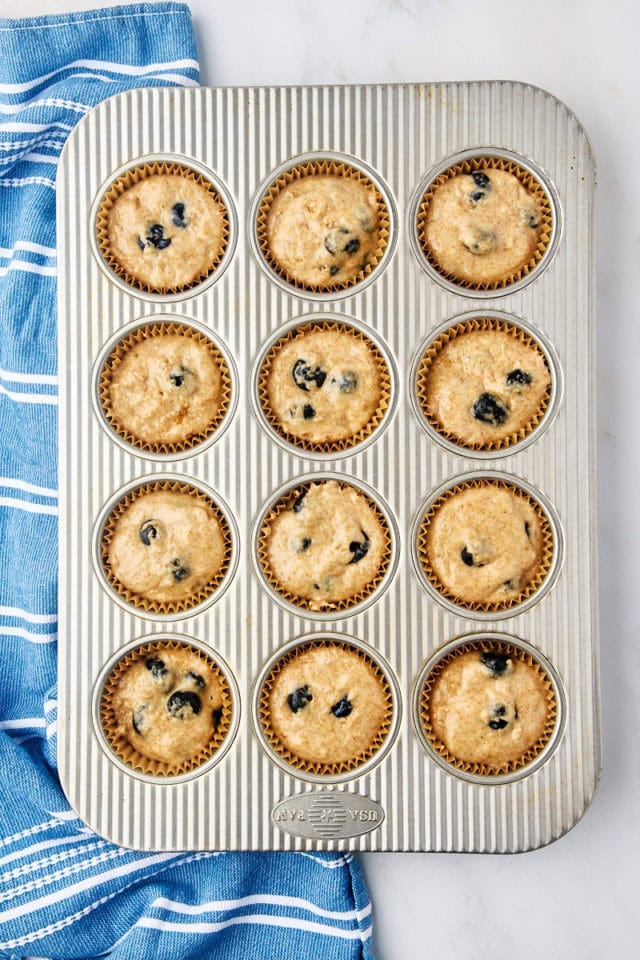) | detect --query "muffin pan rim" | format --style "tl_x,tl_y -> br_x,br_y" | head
411,631 -> 567,786
252,631 -> 402,785
408,145 -> 563,298
91,312 -> 240,462
250,311 -> 399,460
91,632 -> 241,785
408,307 -> 564,460
89,152 -> 239,303
248,149 -> 399,301
92,472 -> 240,622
